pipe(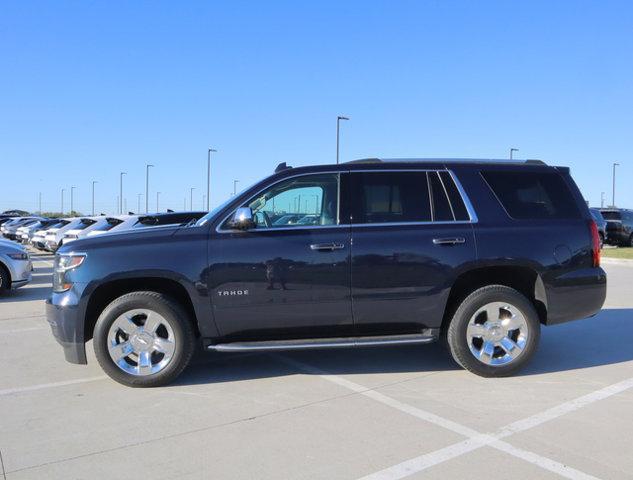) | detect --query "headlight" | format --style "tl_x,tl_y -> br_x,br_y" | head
7,252 -> 29,260
53,254 -> 86,293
